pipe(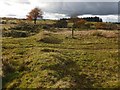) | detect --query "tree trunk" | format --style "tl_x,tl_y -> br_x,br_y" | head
72,27 -> 74,38
34,18 -> 37,24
